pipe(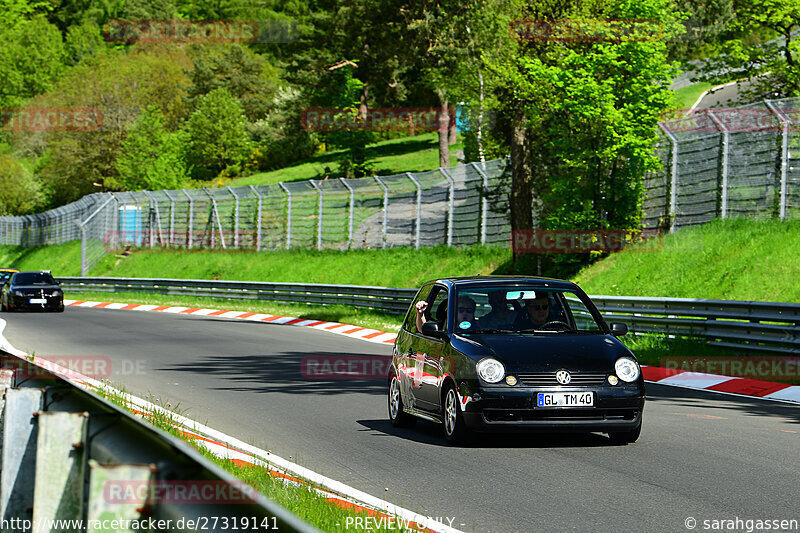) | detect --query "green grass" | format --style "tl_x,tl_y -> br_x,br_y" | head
92,244 -> 510,288
229,133 -> 464,187
673,82 -> 713,110
92,386 -> 410,532
0,241 -> 83,276
573,218 -> 800,302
